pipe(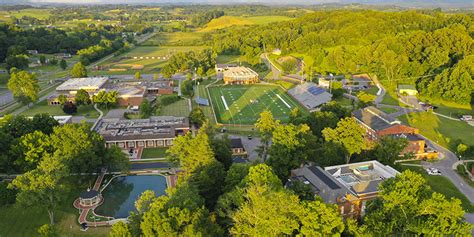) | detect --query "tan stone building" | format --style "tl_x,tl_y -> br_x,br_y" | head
223,67 -> 259,85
